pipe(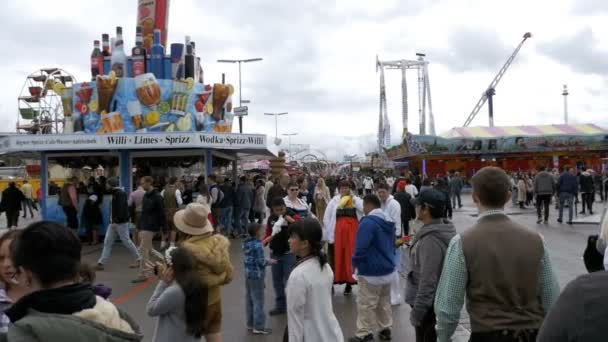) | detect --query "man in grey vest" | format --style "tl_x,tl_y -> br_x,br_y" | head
434,167 -> 560,342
